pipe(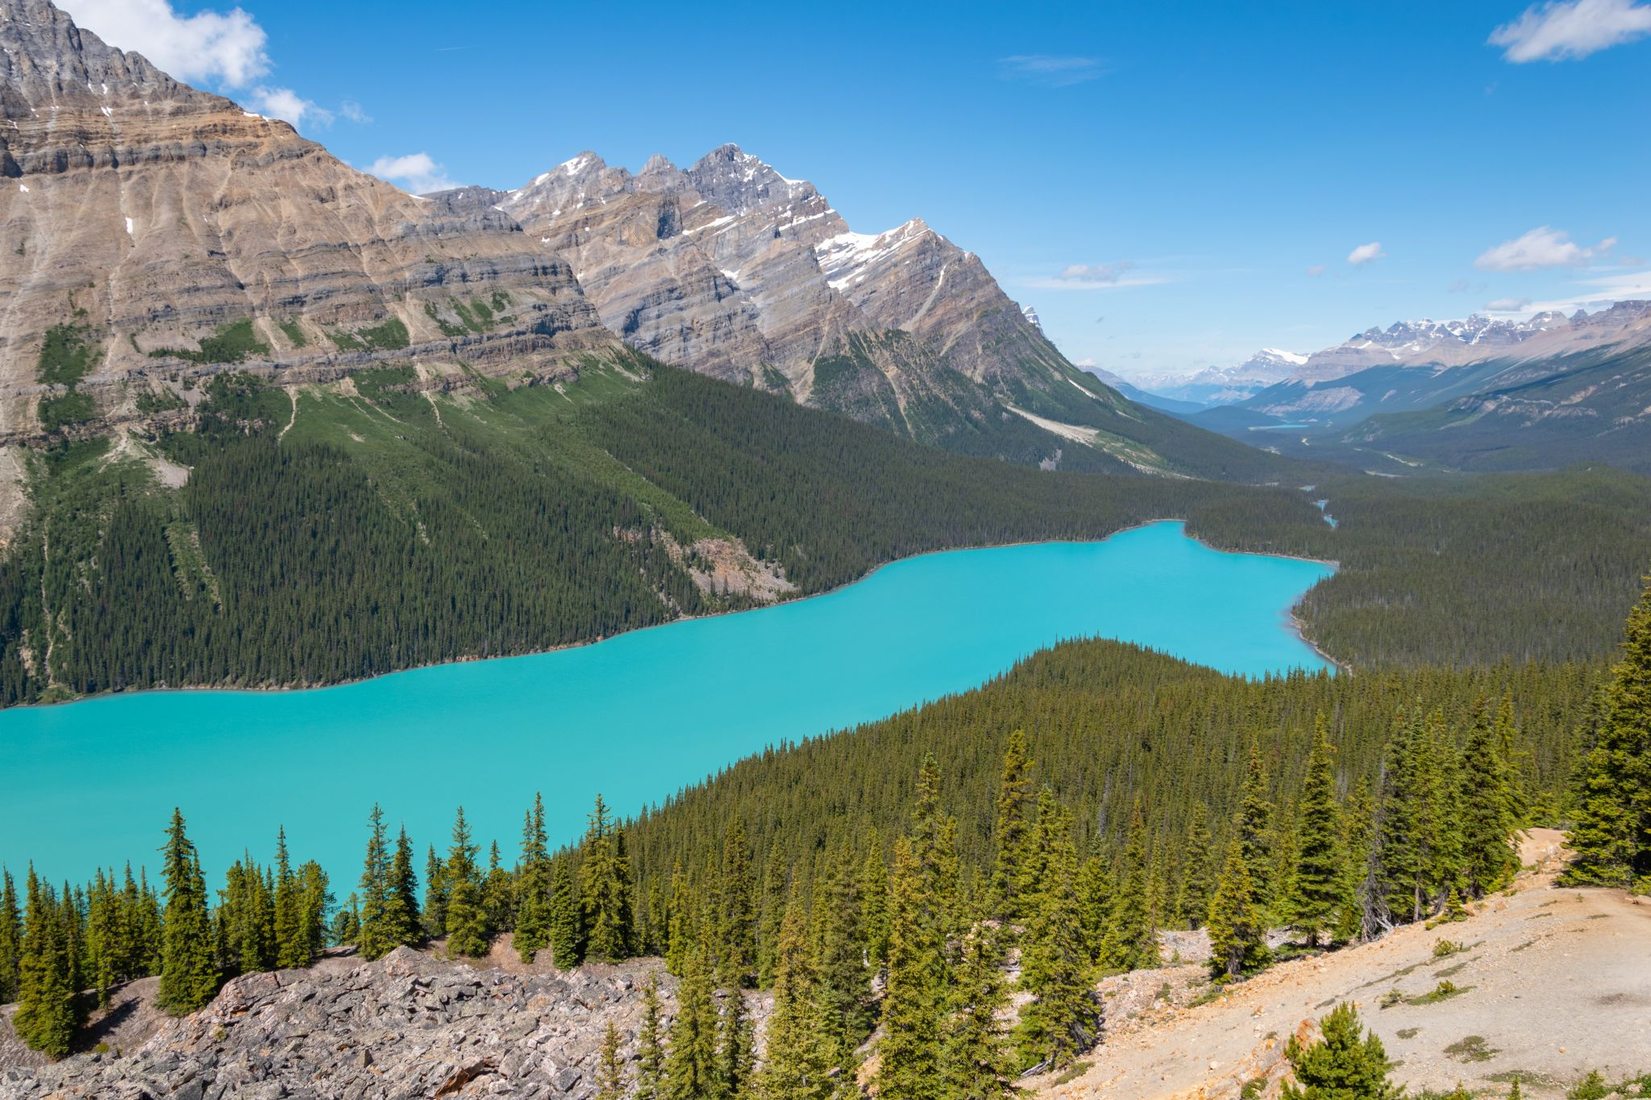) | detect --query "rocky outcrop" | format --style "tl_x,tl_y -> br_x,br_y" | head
0,948 -> 711,1099
448,144 -> 1114,448
0,0 -> 619,441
